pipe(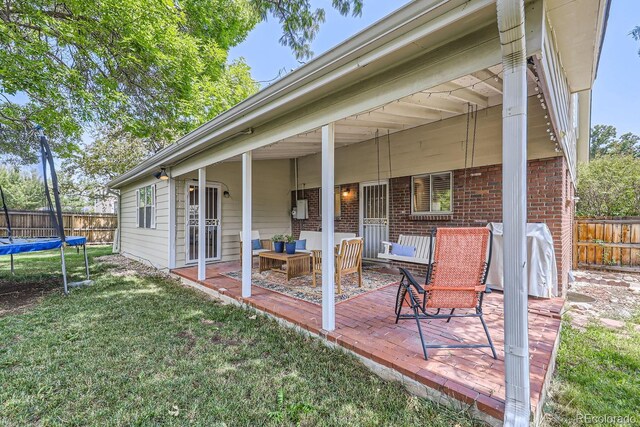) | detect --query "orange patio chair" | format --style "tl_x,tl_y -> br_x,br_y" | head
394,227 -> 497,360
